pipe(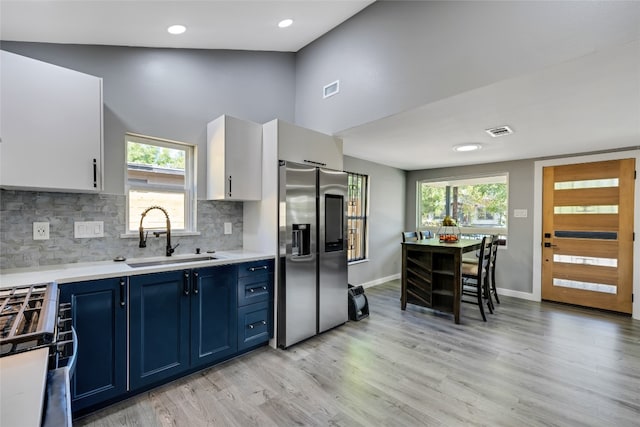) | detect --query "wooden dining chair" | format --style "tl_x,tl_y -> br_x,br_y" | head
419,230 -> 433,240
461,236 -> 492,321
402,231 -> 419,242
488,235 -> 500,305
